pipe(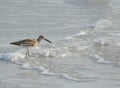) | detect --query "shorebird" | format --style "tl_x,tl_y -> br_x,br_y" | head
10,35 -> 52,58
